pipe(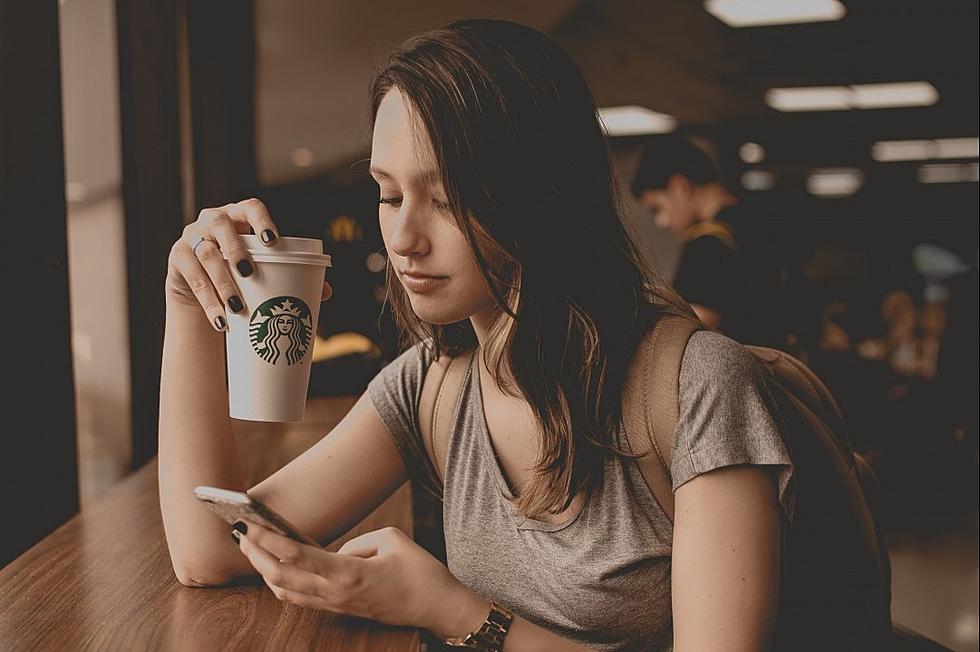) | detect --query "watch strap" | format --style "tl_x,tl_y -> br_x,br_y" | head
444,600 -> 513,650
